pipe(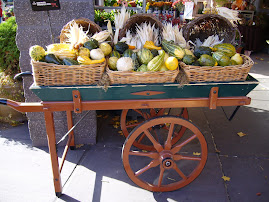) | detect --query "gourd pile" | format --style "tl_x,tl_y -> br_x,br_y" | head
29,21 -> 113,66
